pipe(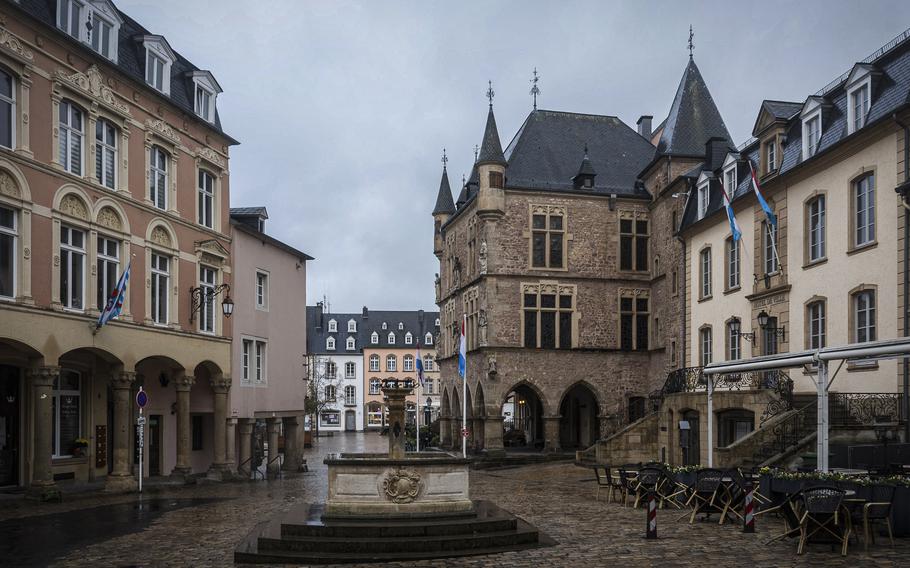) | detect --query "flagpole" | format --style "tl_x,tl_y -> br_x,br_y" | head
462,315 -> 467,459
416,379 -> 421,453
